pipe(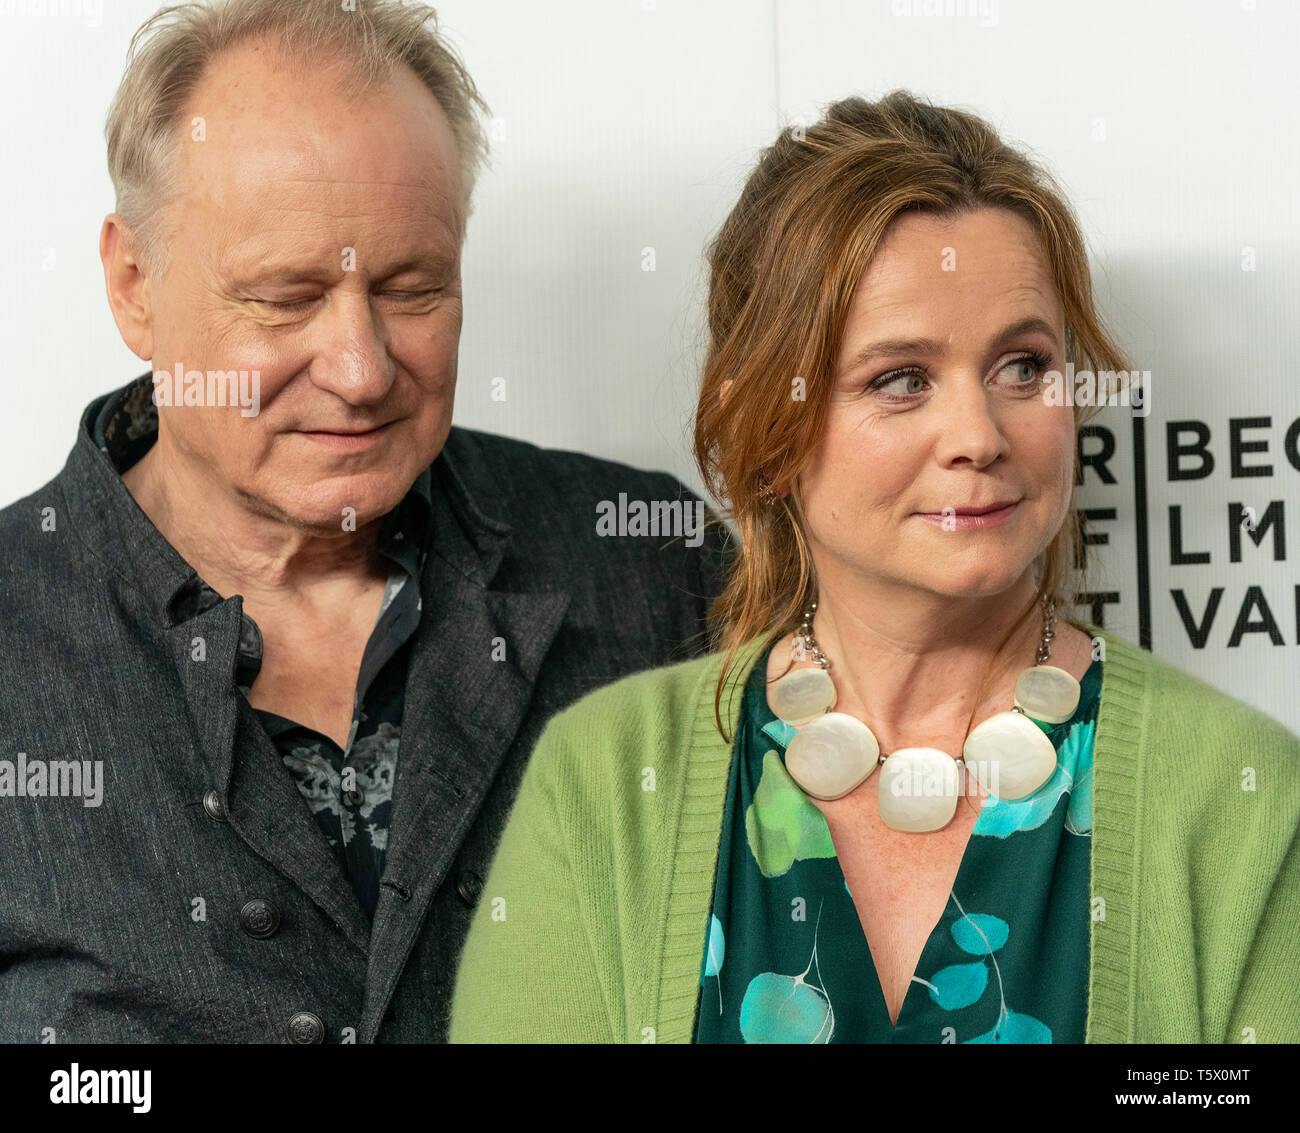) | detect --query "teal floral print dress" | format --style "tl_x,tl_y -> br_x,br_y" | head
696,643 -> 1102,1044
